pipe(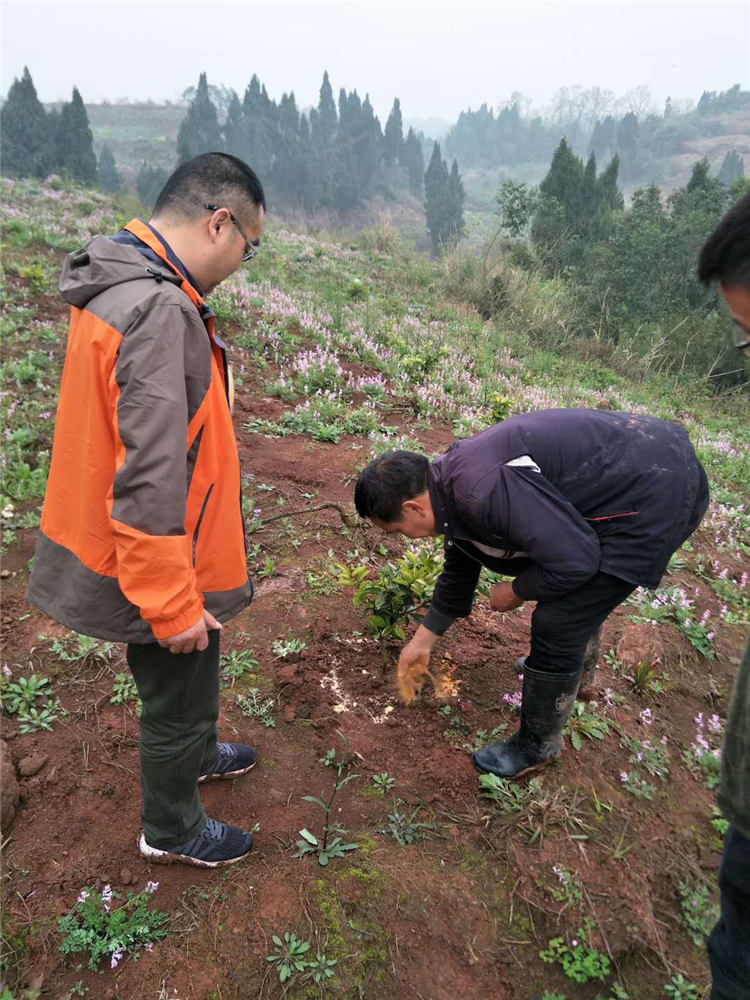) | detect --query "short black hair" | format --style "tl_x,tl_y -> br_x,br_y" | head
698,192 -> 750,288
354,451 -> 430,522
152,152 -> 266,221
